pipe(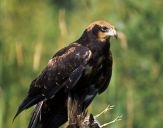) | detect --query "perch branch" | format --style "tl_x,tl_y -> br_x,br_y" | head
95,105 -> 114,118
100,115 -> 122,128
